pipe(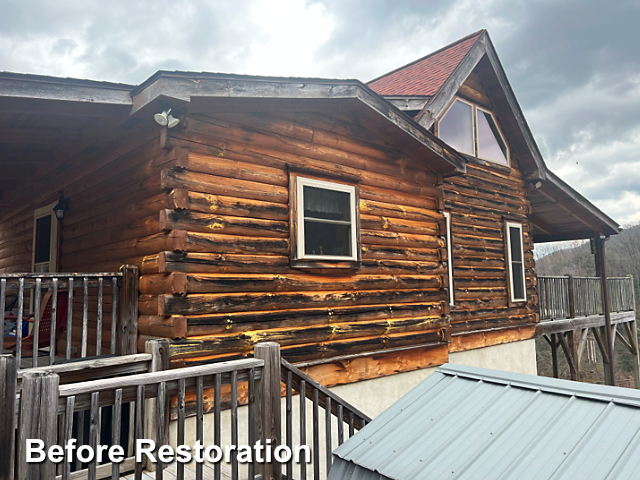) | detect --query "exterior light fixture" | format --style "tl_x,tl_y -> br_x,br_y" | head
53,193 -> 69,220
154,108 -> 180,128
